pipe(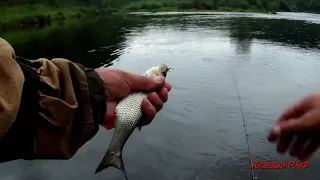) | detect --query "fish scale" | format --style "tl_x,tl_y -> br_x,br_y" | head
95,64 -> 172,180
108,92 -> 149,154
